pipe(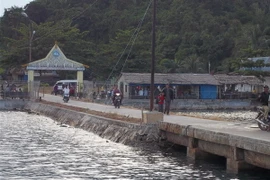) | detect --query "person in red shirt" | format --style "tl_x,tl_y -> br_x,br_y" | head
158,92 -> 165,112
